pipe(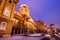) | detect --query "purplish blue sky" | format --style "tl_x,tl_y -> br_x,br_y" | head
15,0 -> 60,28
